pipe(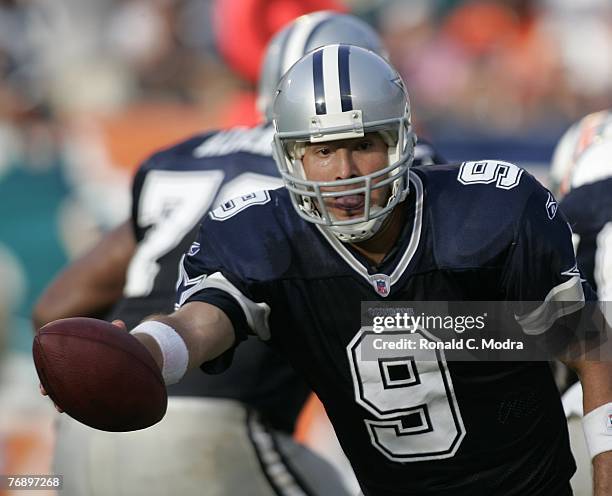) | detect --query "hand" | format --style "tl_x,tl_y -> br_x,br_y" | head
111,319 -> 127,331
39,383 -> 63,413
